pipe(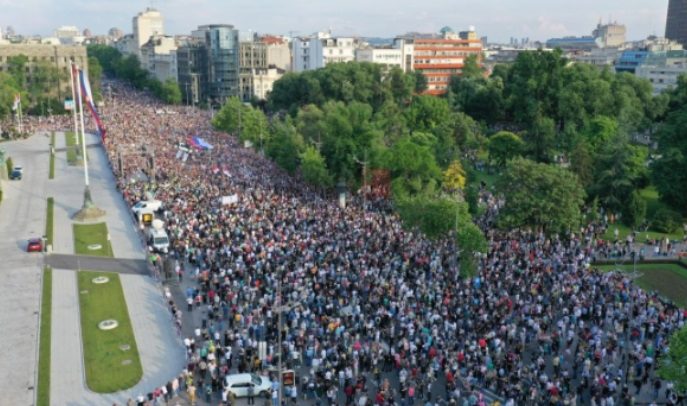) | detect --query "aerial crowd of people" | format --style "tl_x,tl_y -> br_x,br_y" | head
14,81 -> 687,406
